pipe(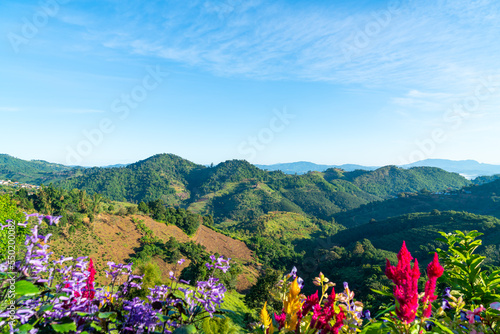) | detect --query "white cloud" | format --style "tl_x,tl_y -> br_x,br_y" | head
79,0 -> 498,94
57,108 -> 105,114
0,107 -> 20,112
